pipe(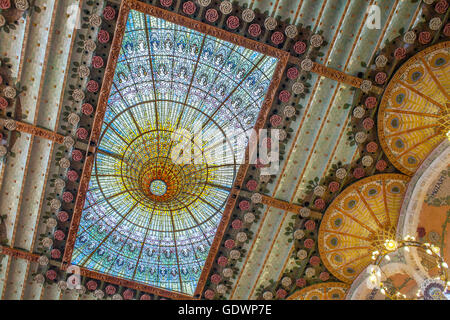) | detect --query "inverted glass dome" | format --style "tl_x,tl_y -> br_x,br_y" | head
70,9 -> 278,295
